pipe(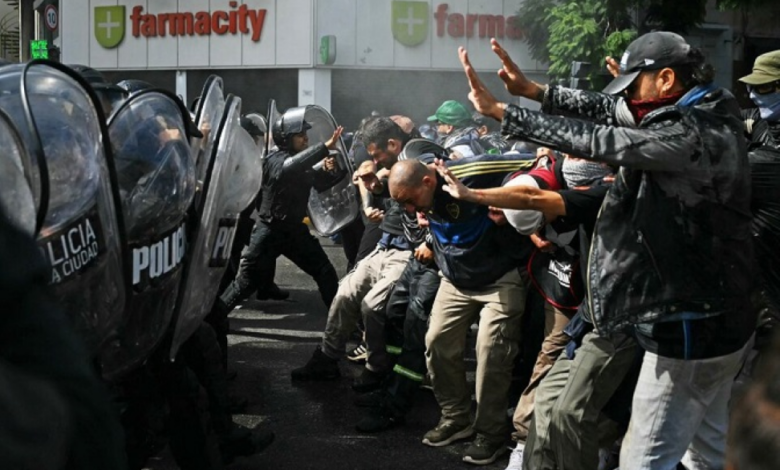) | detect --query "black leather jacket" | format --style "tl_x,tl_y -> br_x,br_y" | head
501,85 -> 754,336
258,143 -> 344,225
742,108 -> 780,149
